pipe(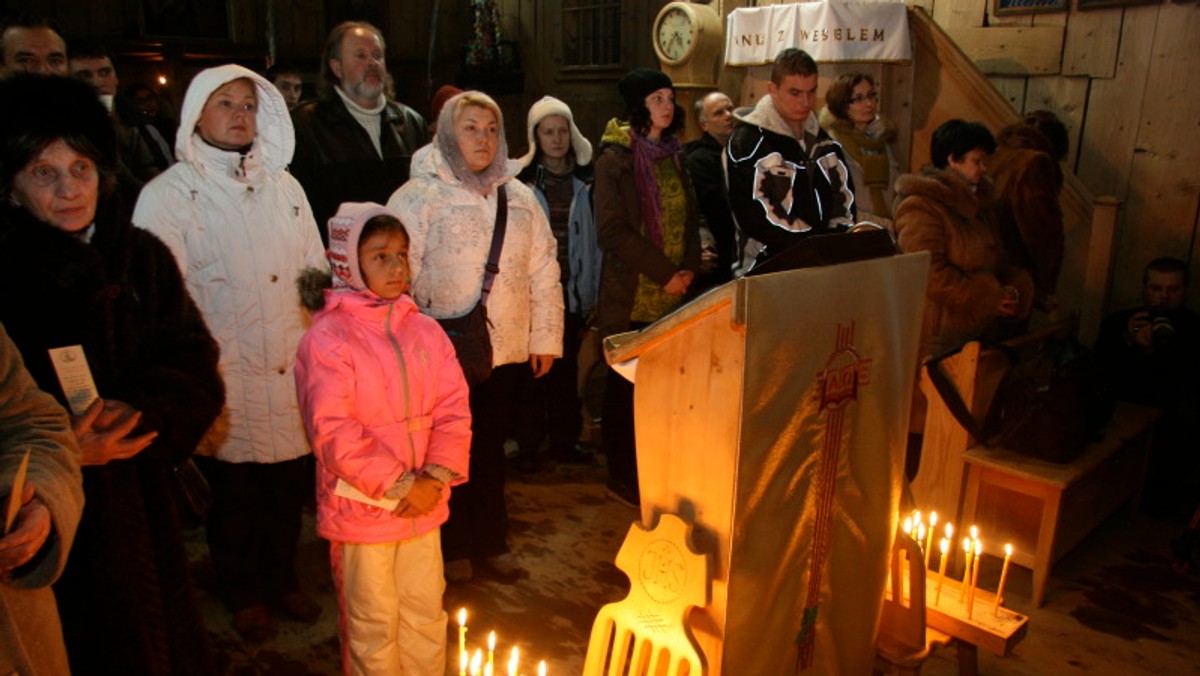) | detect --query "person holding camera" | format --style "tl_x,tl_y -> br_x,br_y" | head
1095,257 -> 1199,516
